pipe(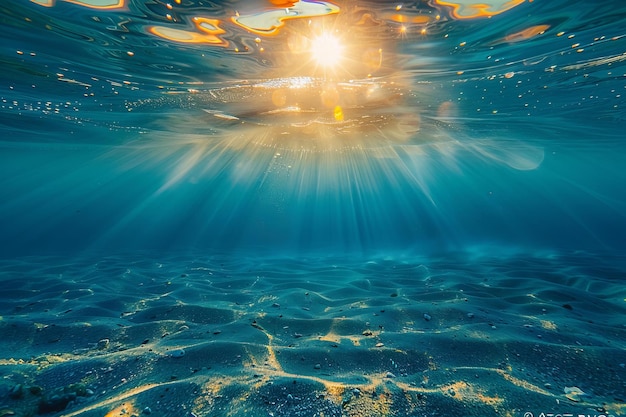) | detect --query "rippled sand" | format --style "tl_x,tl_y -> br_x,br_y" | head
1,252 -> 625,417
